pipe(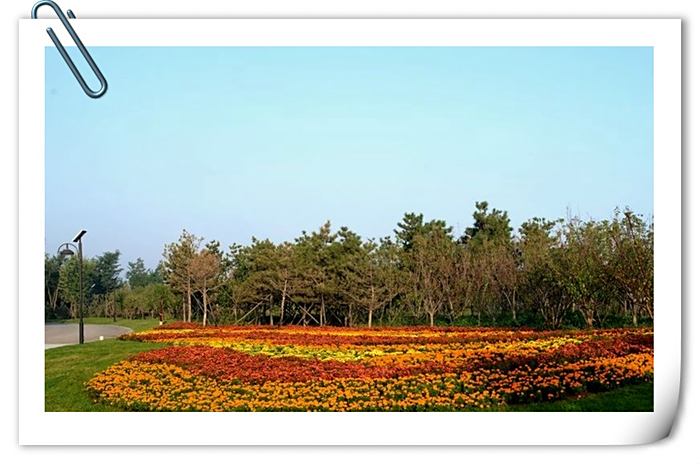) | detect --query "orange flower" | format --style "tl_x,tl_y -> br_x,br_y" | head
92,326 -> 653,411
